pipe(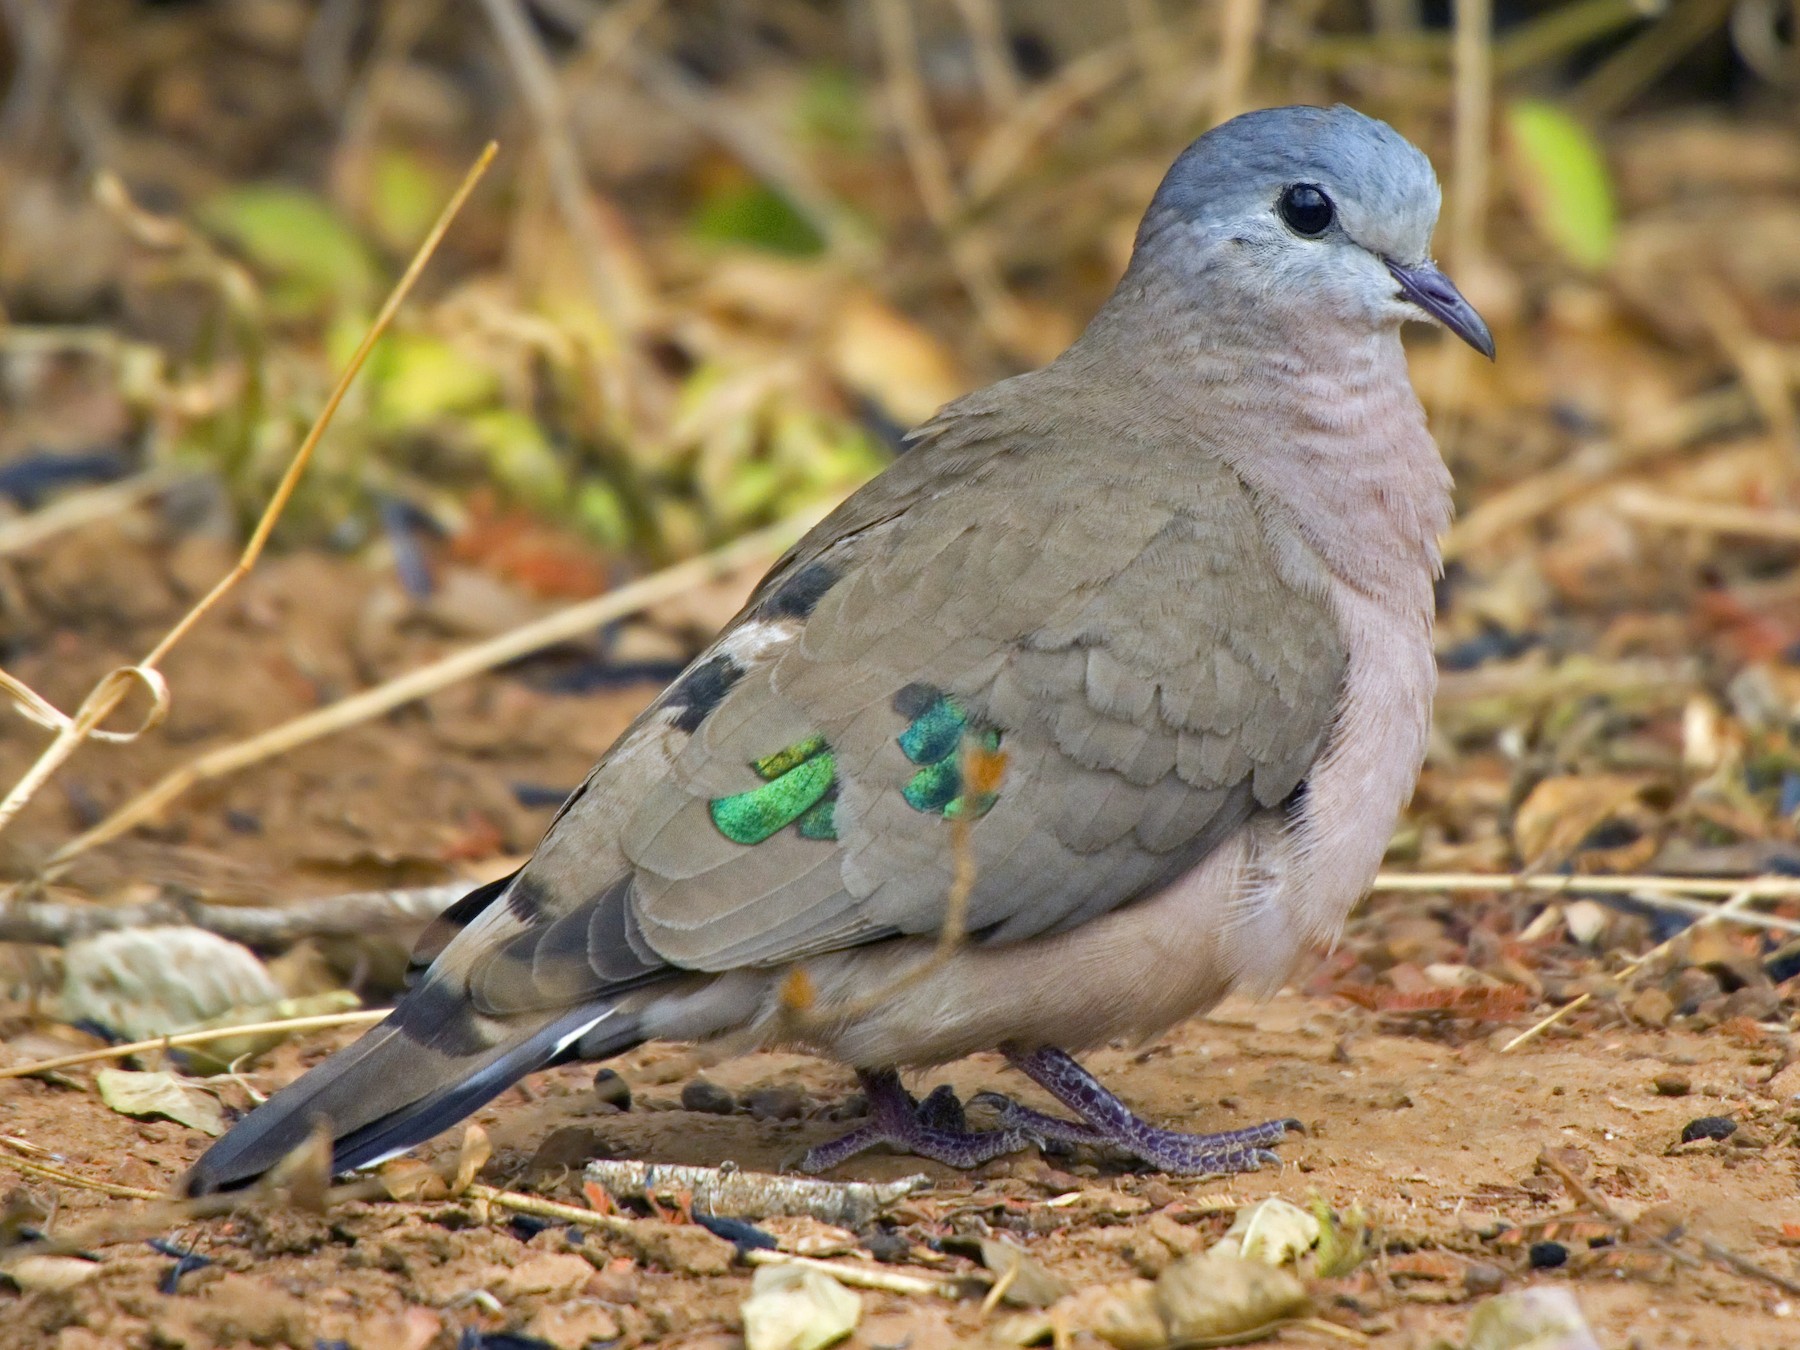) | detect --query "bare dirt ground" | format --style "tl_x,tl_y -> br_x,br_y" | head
3,525 -> 1800,1350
